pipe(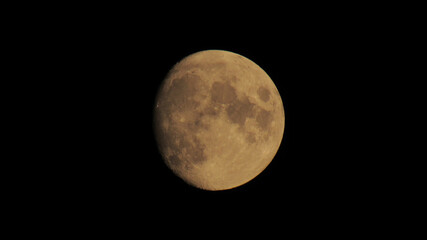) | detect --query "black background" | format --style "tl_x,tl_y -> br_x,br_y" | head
22,3 -> 402,231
